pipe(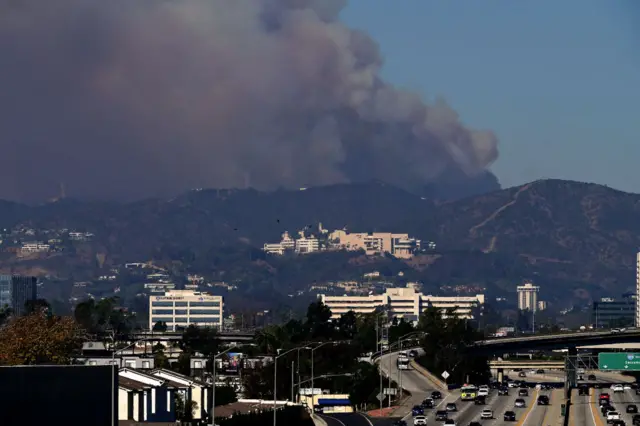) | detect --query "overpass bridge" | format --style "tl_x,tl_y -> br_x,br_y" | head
489,360 -> 565,370
128,330 -> 256,342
